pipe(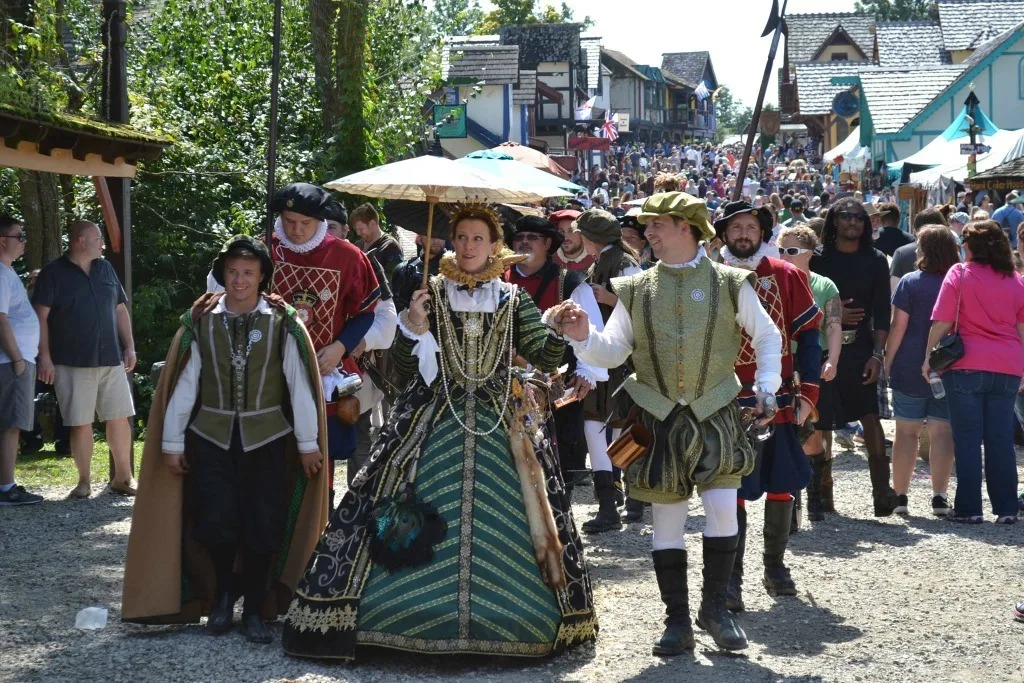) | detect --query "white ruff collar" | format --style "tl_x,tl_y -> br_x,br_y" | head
720,241 -> 779,270
274,216 -> 328,254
